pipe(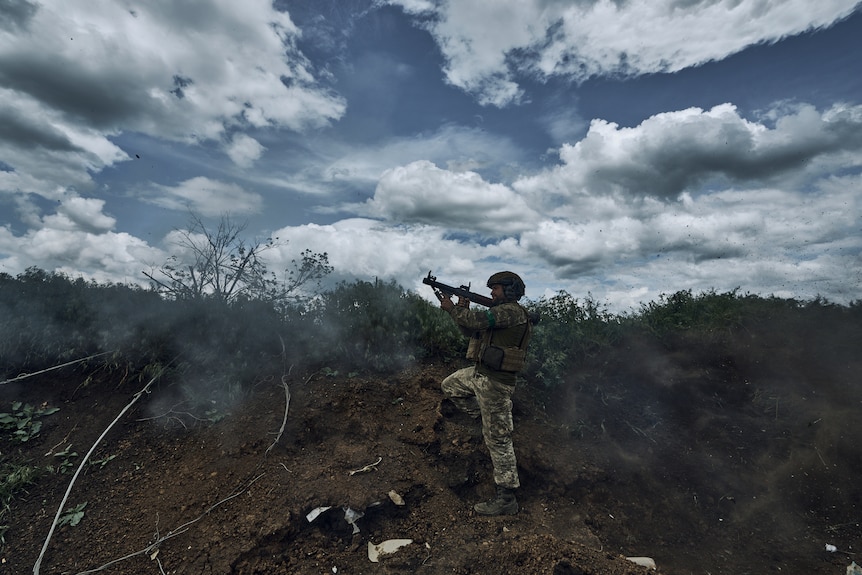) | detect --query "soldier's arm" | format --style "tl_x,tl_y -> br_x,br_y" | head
447,303 -> 526,331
